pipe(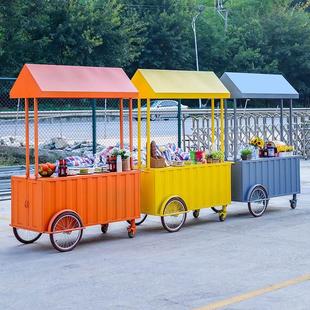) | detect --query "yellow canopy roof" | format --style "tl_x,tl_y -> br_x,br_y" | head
131,69 -> 230,99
